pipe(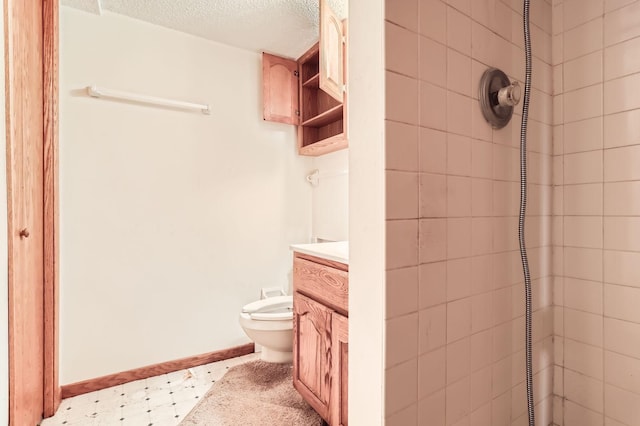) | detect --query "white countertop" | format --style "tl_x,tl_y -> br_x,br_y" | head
290,241 -> 349,265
